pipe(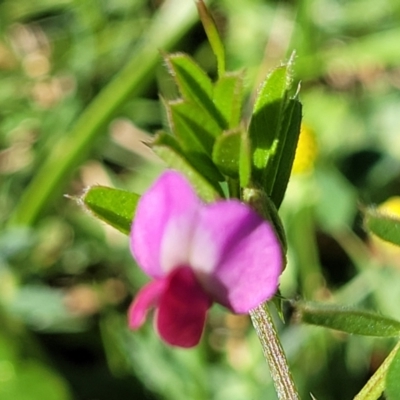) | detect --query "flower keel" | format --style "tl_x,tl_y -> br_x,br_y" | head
157,267 -> 212,347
